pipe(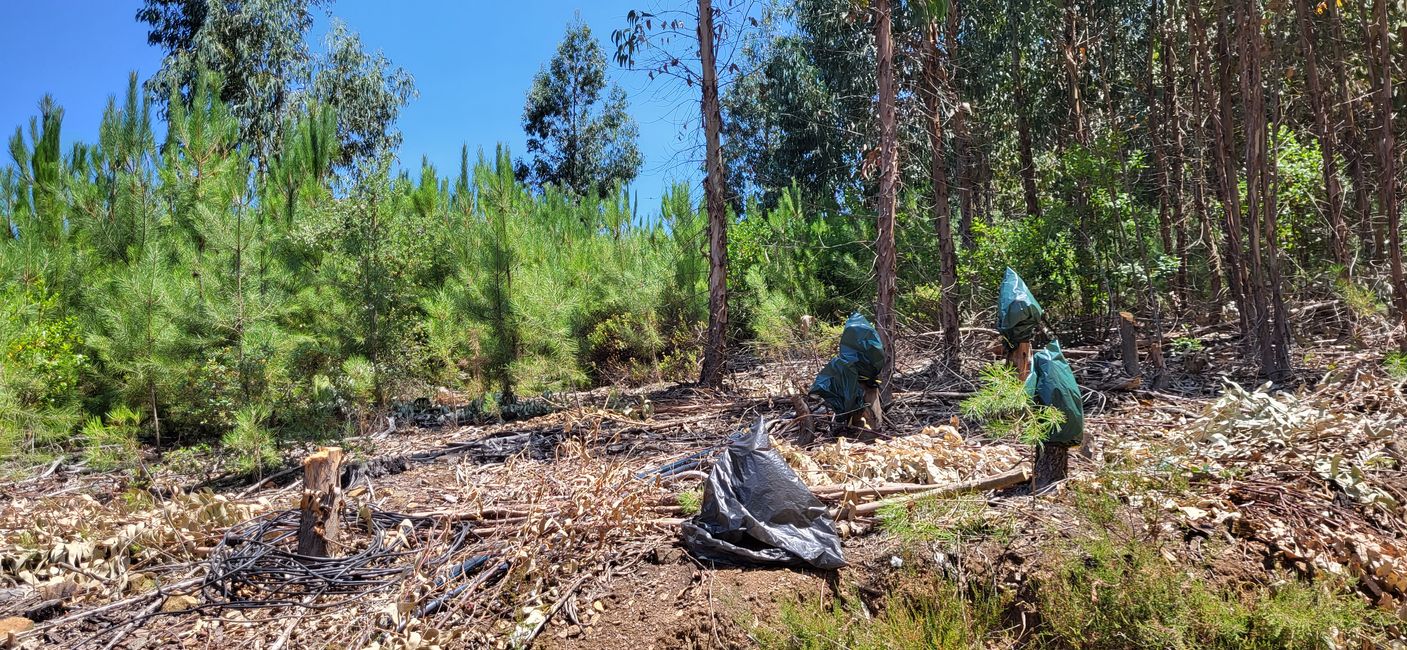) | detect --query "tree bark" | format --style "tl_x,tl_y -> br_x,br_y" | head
1118,311 -> 1141,378
874,0 -> 899,399
1294,0 -> 1350,271
1373,0 -> 1407,347
1006,340 -> 1032,382
1160,4 -> 1189,303
925,21 -> 960,365
1188,0 -> 1226,321
949,0 -> 974,250
297,447 -> 344,558
1326,0 -> 1376,262
1240,0 -> 1290,379
1011,33 -> 1041,219
1032,443 -> 1070,493
1214,3 -> 1253,343
697,0 -> 730,387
